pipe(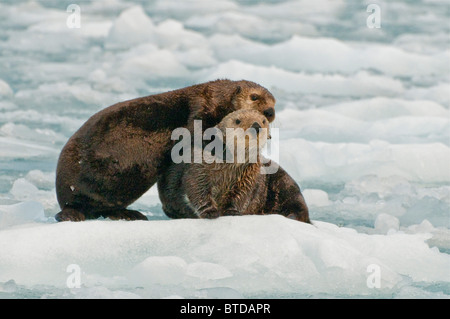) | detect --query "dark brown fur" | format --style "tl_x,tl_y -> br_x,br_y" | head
263,162 -> 310,223
55,79 -> 275,221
